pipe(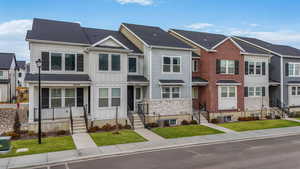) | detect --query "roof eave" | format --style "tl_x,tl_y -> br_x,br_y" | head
26,39 -> 90,47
